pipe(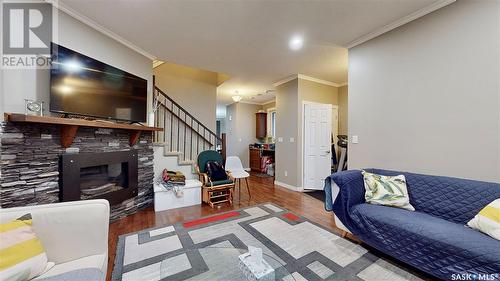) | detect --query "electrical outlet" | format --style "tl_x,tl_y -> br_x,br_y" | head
289,137 -> 295,143
278,137 -> 283,142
